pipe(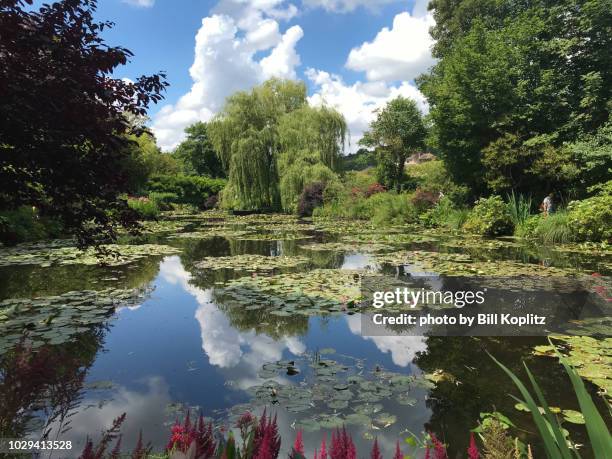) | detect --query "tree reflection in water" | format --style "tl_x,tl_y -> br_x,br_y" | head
0,328 -> 104,441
